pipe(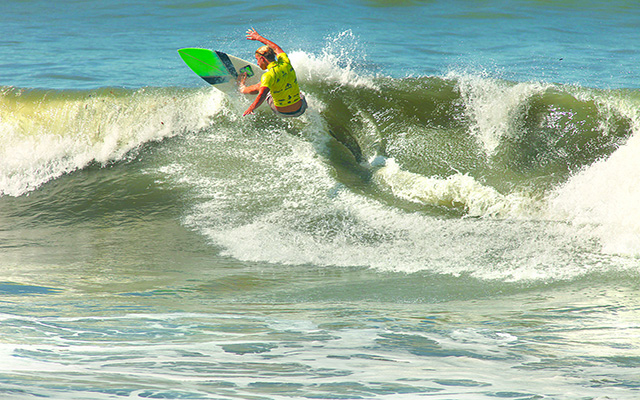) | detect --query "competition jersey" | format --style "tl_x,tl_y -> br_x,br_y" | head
260,52 -> 301,107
